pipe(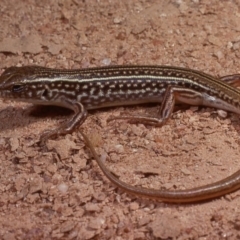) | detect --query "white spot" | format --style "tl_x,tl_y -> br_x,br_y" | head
127,89 -> 132,94
99,90 -> 104,96
82,85 -> 89,89
205,95 -> 216,102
